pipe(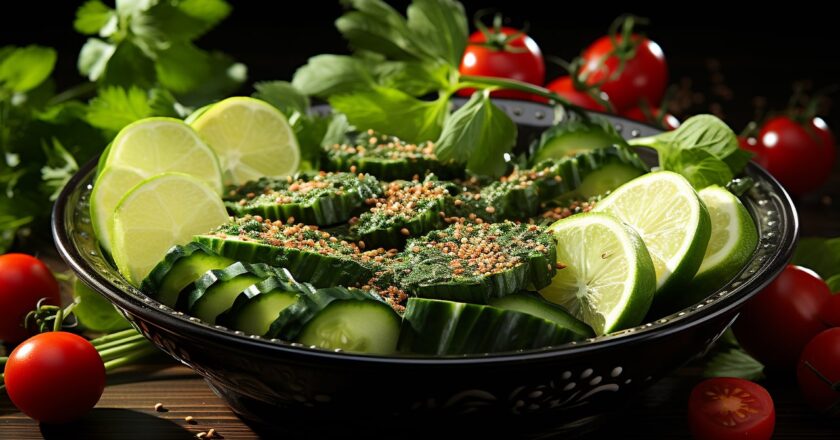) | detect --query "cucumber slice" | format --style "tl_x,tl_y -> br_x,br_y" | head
576,161 -> 645,199
194,216 -> 380,288
350,175 -> 452,249
323,129 -> 461,180
224,172 -> 382,225
140,242 -> 235,308
184,262 -> 289,323
268,286 -> 400,354
393,221 -> 556,303
218,274 -> 316,336
531,115 -> 627,162
488,292 -> 594,338
398,298 -> 581,355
